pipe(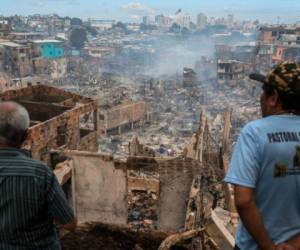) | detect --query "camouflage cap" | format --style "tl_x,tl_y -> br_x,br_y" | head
250,61 -> 300,96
